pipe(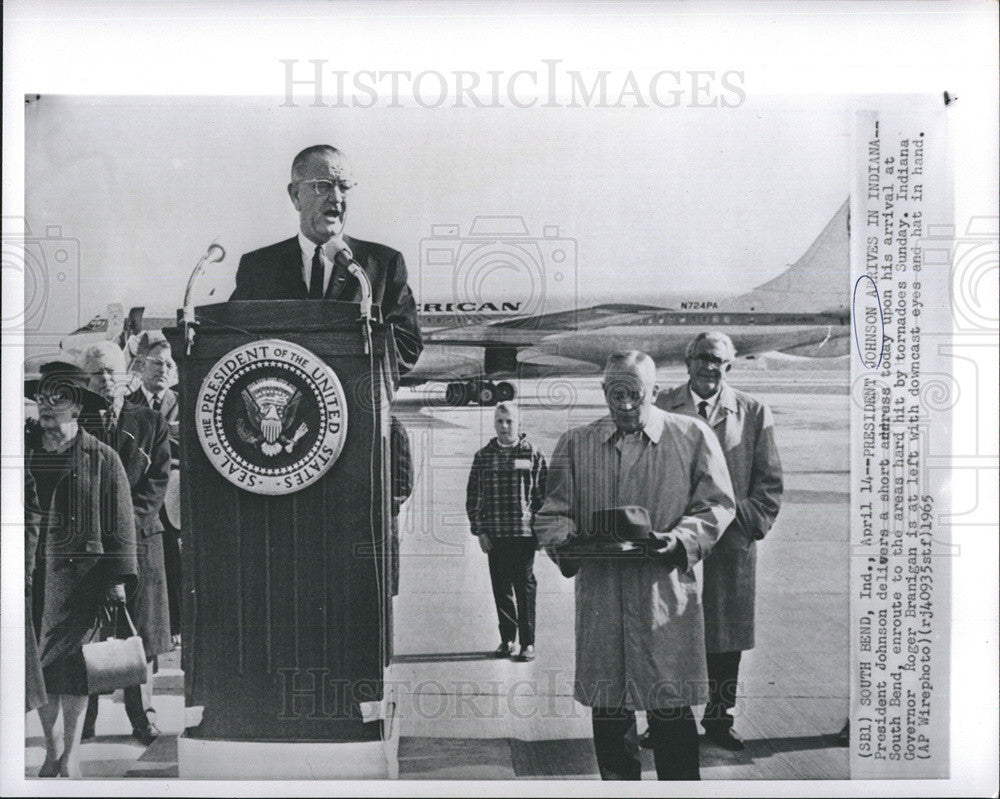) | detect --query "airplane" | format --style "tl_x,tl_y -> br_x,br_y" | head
405,197 -> 851,405
42,199 -> 850,406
